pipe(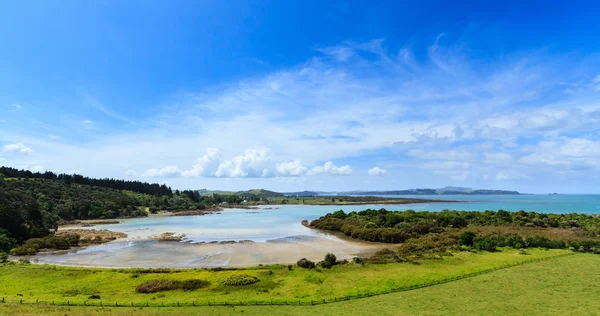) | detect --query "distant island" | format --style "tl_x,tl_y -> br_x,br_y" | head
195,187 -> 520,198
283,186 -> 521,196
